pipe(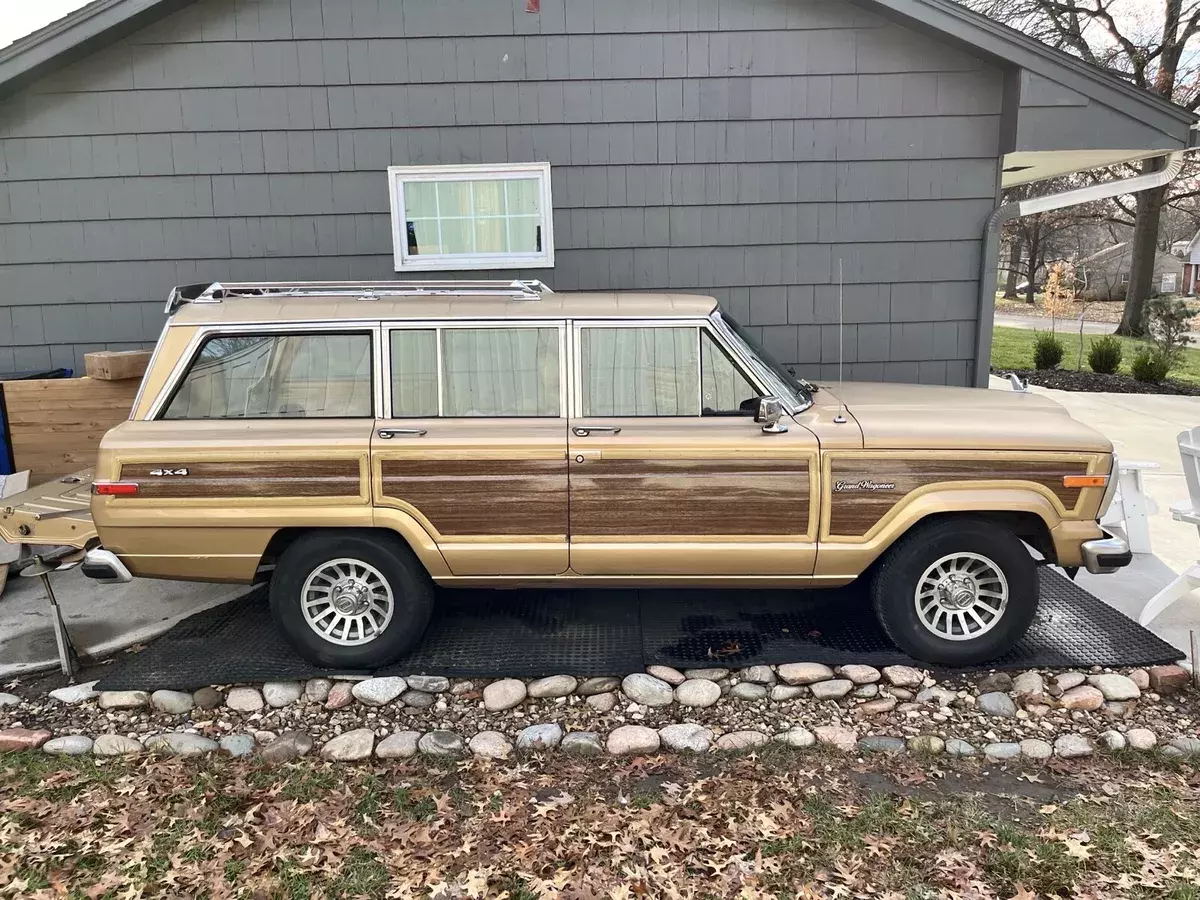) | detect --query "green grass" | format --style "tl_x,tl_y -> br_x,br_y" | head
990,325 -> 1200,385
